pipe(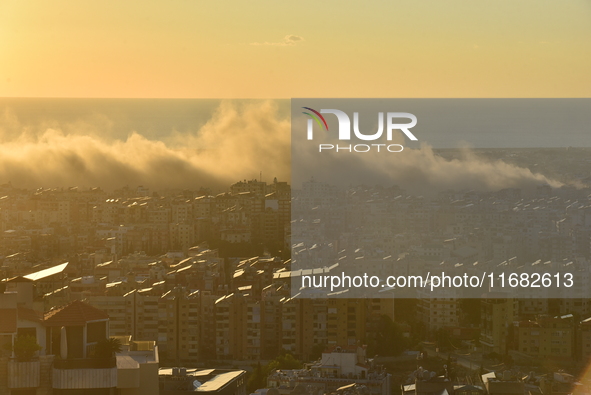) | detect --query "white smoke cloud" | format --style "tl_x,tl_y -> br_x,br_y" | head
292,142 -> 564,195
0,100 -> 567,194
0,100 -> 290,191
